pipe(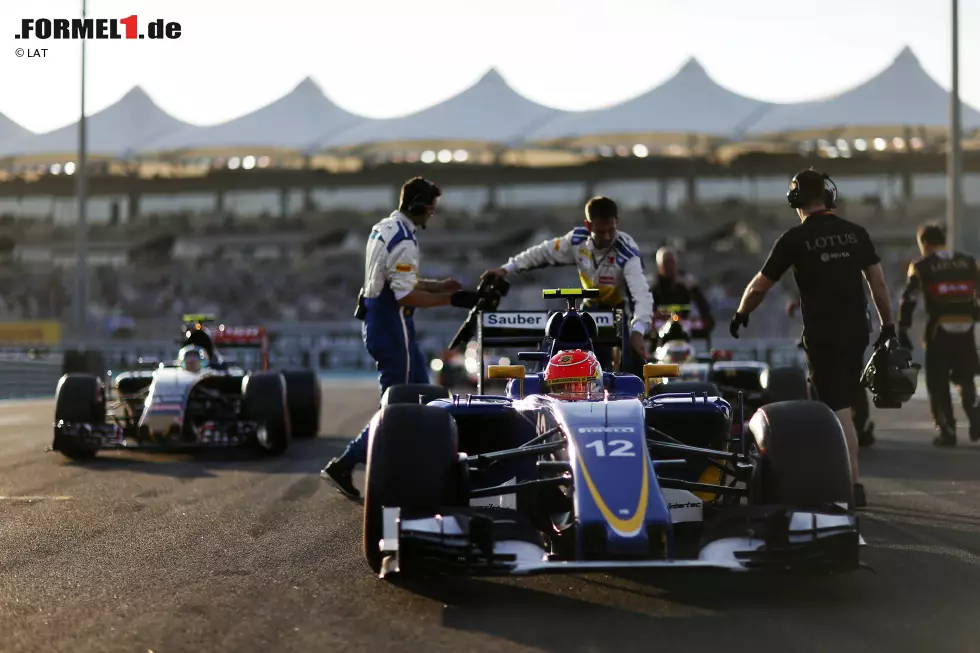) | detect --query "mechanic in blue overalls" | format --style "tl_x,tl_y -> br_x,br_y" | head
321,176 -> 480,498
